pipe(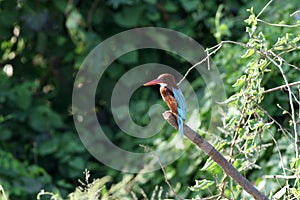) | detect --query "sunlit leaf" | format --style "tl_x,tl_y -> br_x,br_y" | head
241,48 -> 255,58
189,179 -> 214,191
